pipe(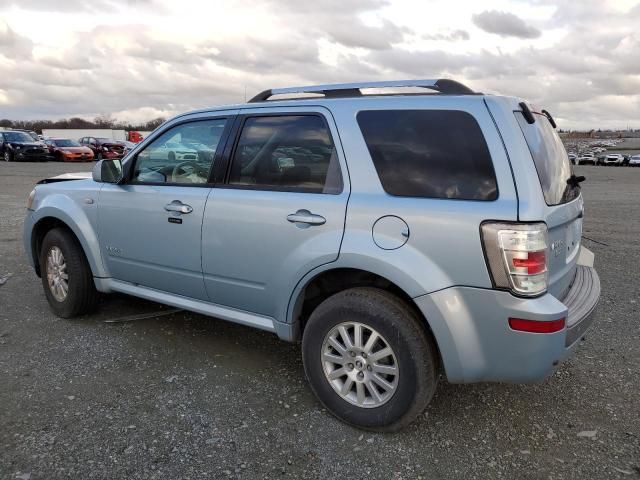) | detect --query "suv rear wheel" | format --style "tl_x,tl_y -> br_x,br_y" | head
39,228 -> 98,318
302,287 -> 438,431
